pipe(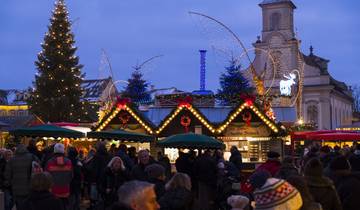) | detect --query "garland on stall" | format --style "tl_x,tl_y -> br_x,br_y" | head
180,115 -> 191,132
242,111 -> 252,126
